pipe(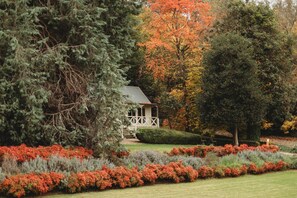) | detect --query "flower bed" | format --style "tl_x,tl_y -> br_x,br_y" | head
0,162 -> 197,197
0,144 -> 294,197
0,159 -> 291,197
168,144 -> 279,158
0,144 -> 93,162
